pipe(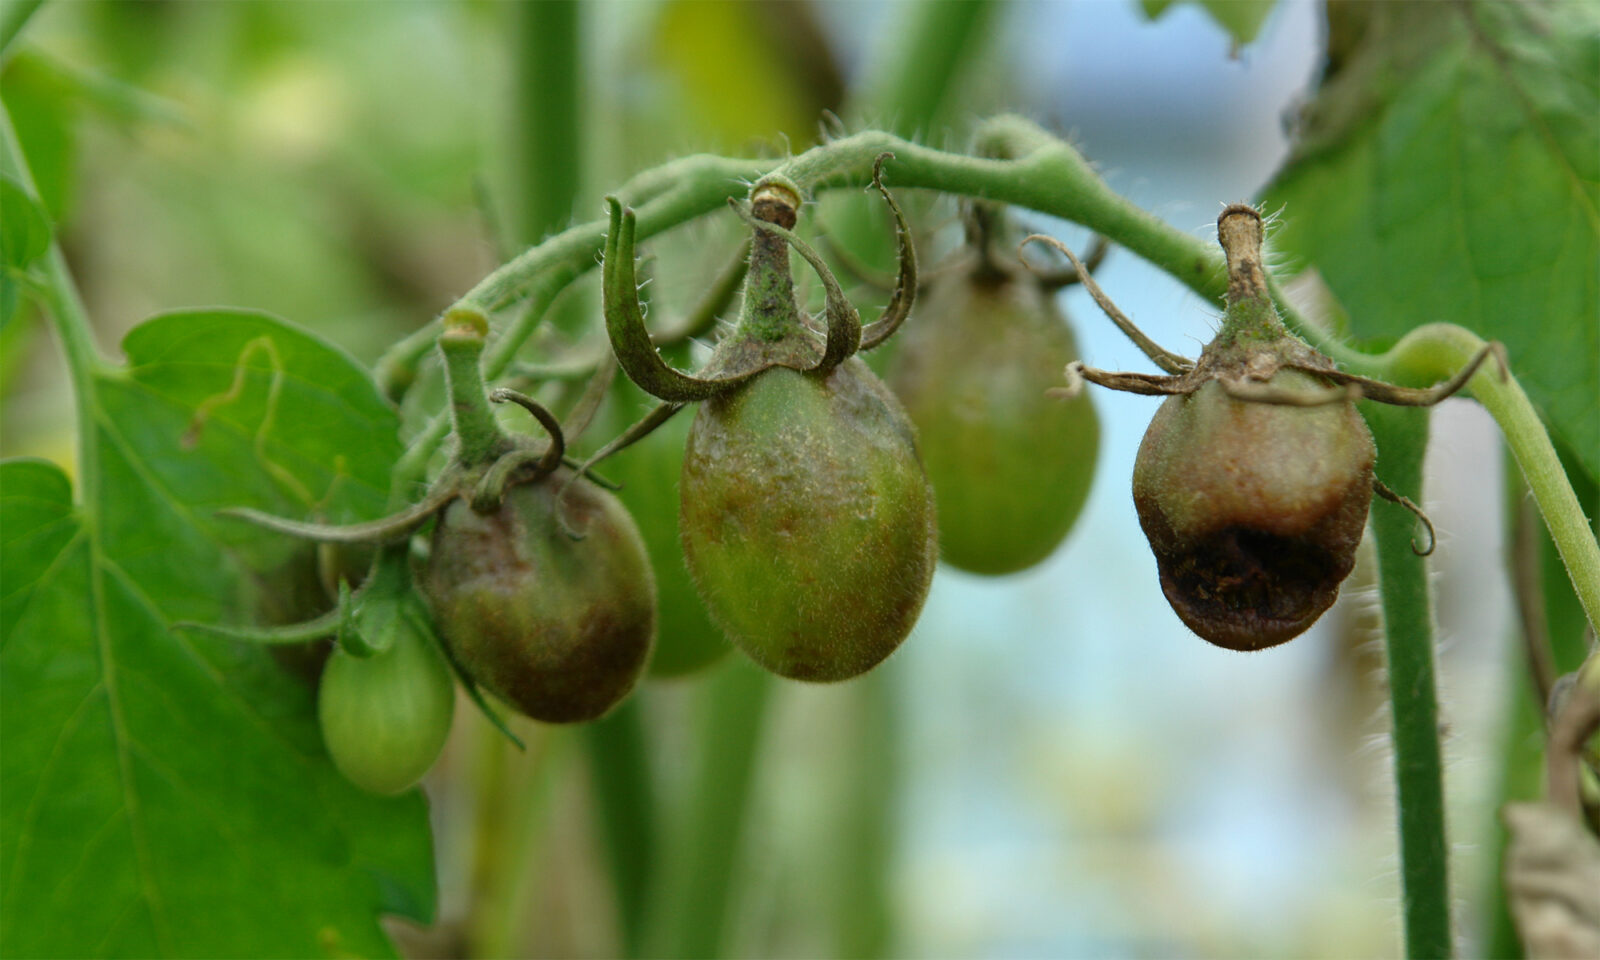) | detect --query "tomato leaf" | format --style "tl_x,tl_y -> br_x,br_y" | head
0,309 -> 432,957
1264,0 -> 1599,483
